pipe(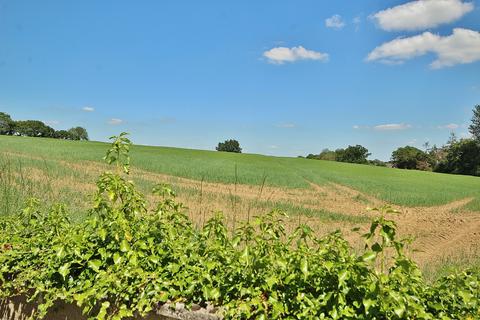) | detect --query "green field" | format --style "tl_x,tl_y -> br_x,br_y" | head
1,135 -> 480,319
1,135 -> 479,209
